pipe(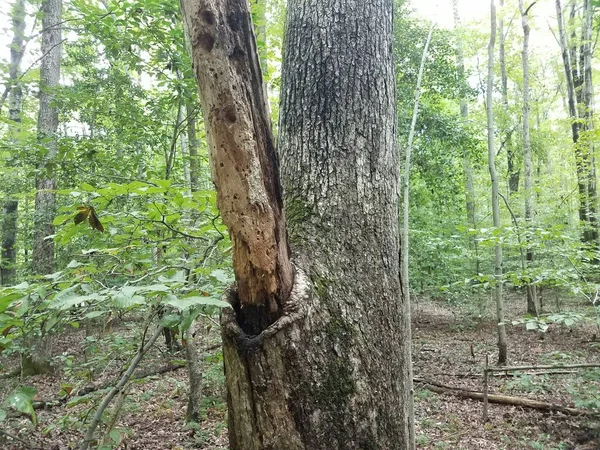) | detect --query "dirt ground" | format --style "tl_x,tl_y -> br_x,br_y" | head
1,294 -> 599,449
